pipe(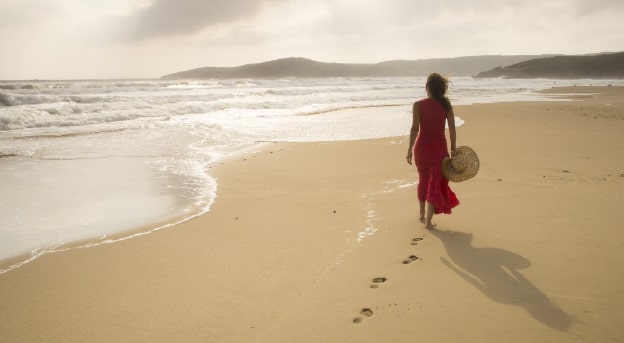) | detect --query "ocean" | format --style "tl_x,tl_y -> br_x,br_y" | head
0,76 -> 619,273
